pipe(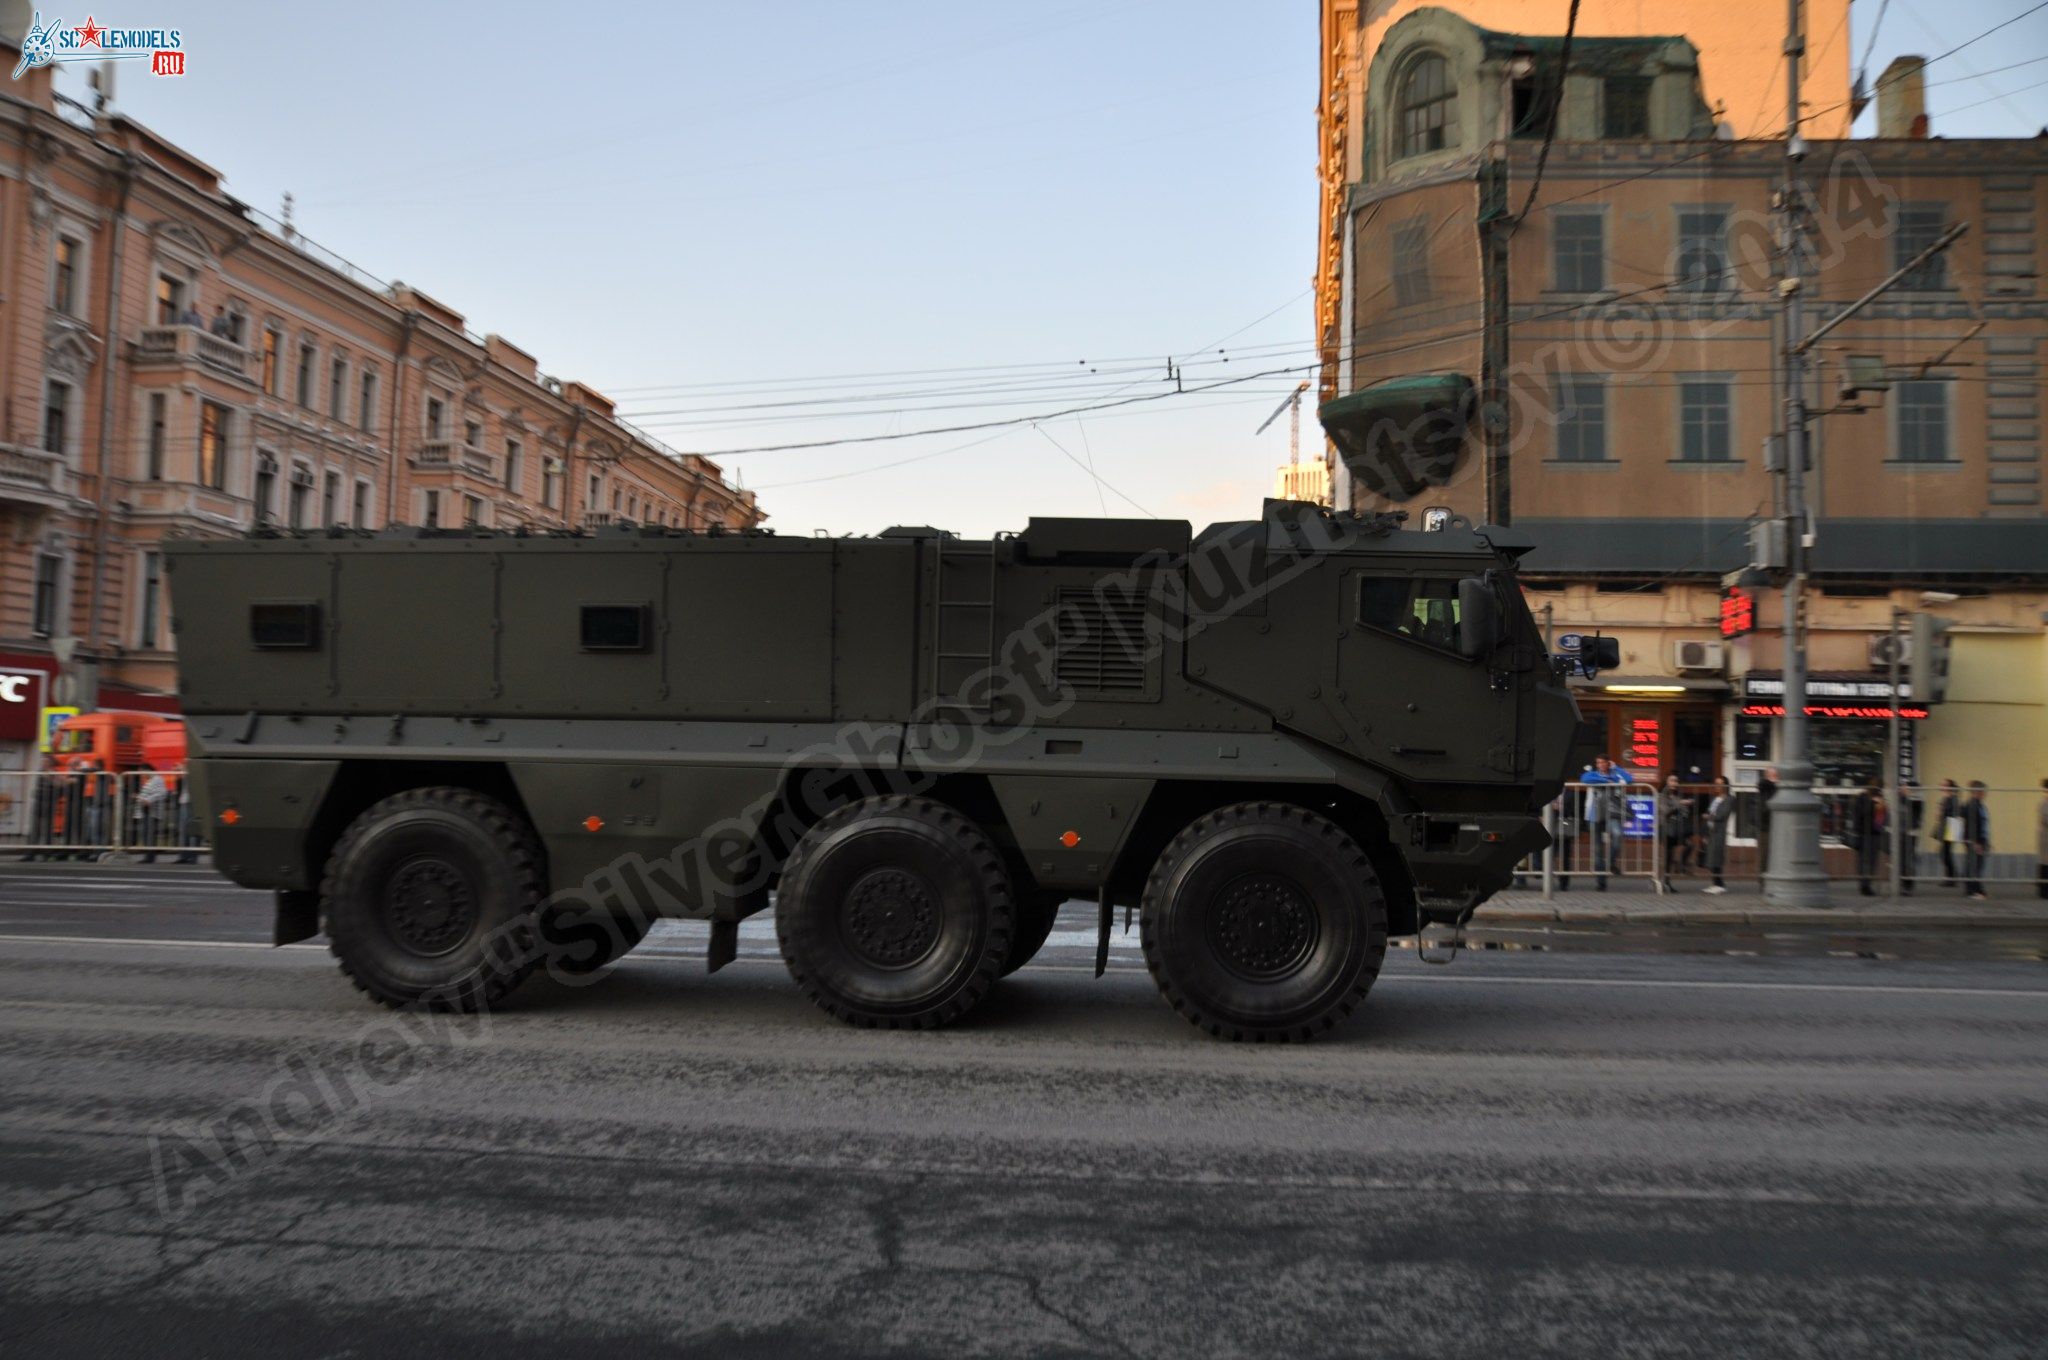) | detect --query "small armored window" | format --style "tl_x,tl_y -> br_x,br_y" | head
1357,577 -> 1463,652
580,603 -> 650,652
250,601 -> 321,650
